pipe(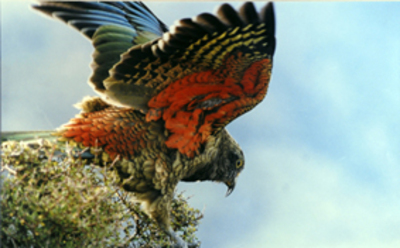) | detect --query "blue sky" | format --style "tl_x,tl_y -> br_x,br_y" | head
2,1 -> 400,247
